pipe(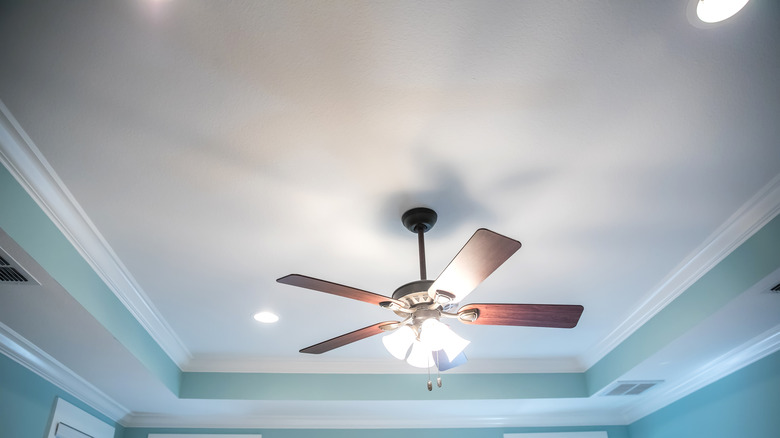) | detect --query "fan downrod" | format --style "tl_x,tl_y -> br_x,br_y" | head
402,208 -> 437,281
